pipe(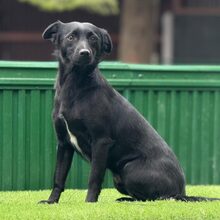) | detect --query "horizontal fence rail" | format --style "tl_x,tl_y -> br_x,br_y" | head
0,61 -> 220,190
